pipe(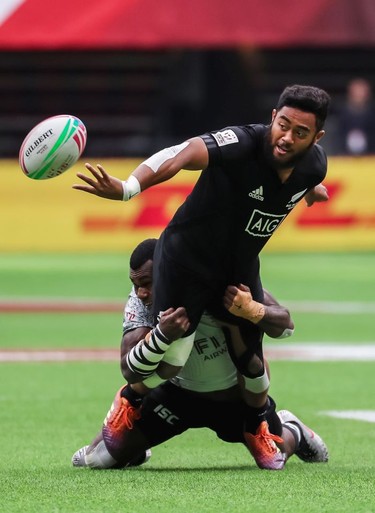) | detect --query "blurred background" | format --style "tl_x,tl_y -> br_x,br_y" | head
1,6 -> 374,508
0,0 -> 374,253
